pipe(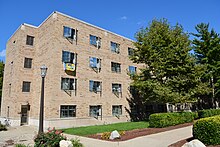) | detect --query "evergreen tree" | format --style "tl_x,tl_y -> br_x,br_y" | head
131,19 -> 198,104
192,23 -> 220,108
